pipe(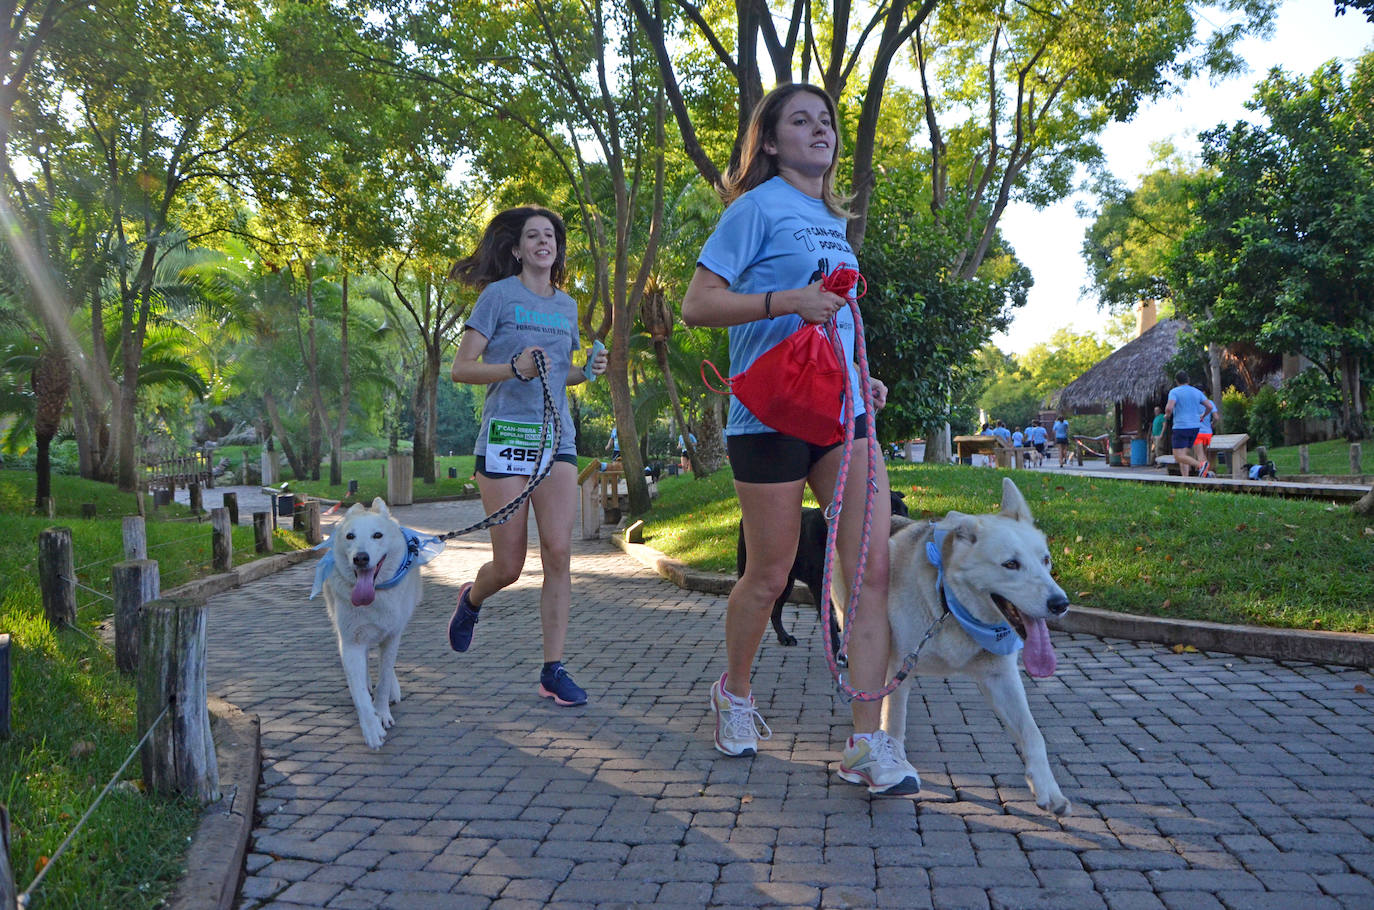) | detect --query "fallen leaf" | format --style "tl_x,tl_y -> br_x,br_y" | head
1171,644 -> 1185,653
1161,599 -> 1172,609
1356,684 -> 1367,694
69,740 -> 96,760
1284,523 -> 1299,530
1259,542 -> 1272,550
1312,619 -> 1323,628
1076,591 -> 1092,599
1135,546 -> 1143,552
1234,523 -> 1247,532
1064,546 -> 1071,555
741,794 -> 753,804
1165,554 -> 1174,562
1075,534 -> 1084,543
35,857 -> 49,873
1364,527 -> 1373,537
